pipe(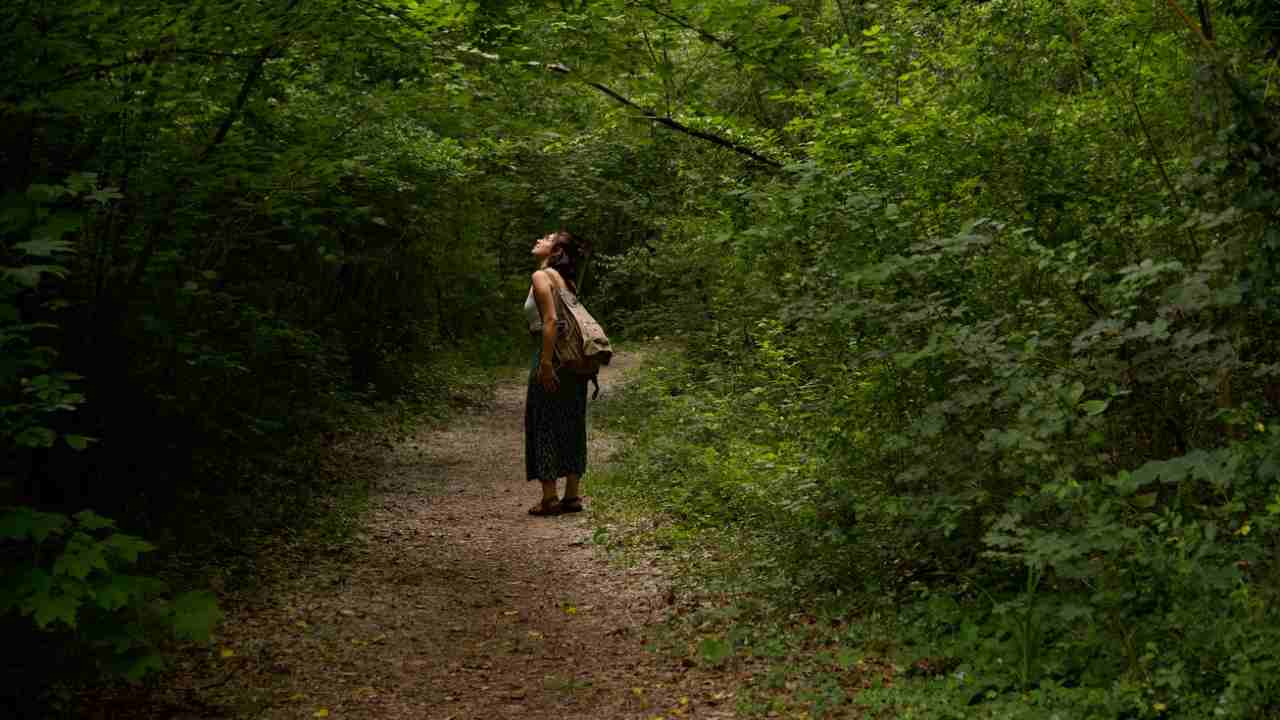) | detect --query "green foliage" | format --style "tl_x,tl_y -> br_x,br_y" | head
0,508 -> 222,681
4,0 -> 1279,714
586,0 -> 1280,716
1,177 -> 90,454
